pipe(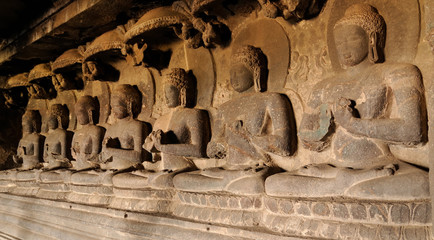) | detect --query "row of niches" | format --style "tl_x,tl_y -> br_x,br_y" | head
0,0 -> 431,222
